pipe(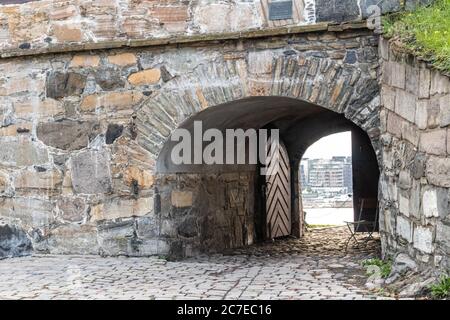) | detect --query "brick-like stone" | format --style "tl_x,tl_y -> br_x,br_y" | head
418,67 -> 431,98
426,156 -> 450,188
123,167 -> 154,189
413,226 -> 434,254
439,94 -> 450,127
171,191 -> 193,208
46,72 -> 87,99
107,53 -> 137,66
386,111 -> 402,138
419,130 -> 447,156
70,150 -> 112,194
398,192 -> 409,216
14,169 -> 62,191
0,140 -> 49,167
80,91 -> 144,112
91,197 -> 153,221
37,120 -> 100,151
56,197 -> 87,223
395,90 -> 416,122
381,85 -> 395,111
430,70 -> 450,95
415,100 -> 428,129
128,69 -> 161,85
422,187 -> 448,218
70,55 -> 101,68
396,215 -> 412,243
52,24 -> 83,42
